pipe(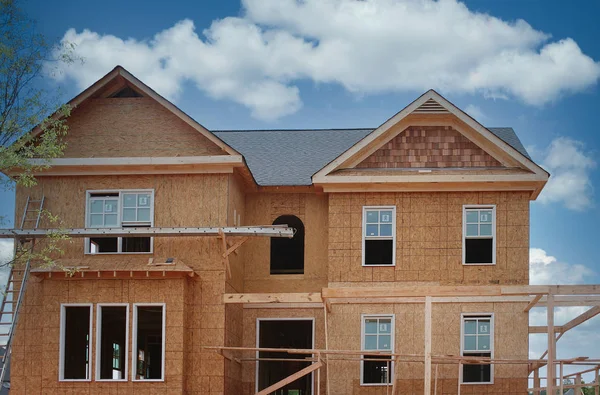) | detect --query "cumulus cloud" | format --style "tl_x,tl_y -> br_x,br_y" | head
49,0 -> 600,120
464,104 -> 485,121
530,247 -> 594,285
0,240 -> 13,288
536,137 -> 596,211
